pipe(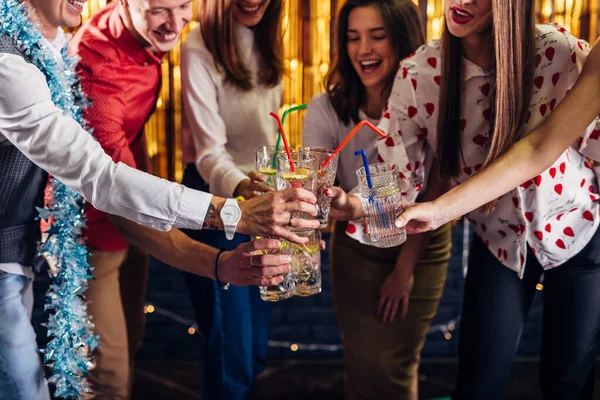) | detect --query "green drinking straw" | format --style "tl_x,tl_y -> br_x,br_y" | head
271,104 -> 308,169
